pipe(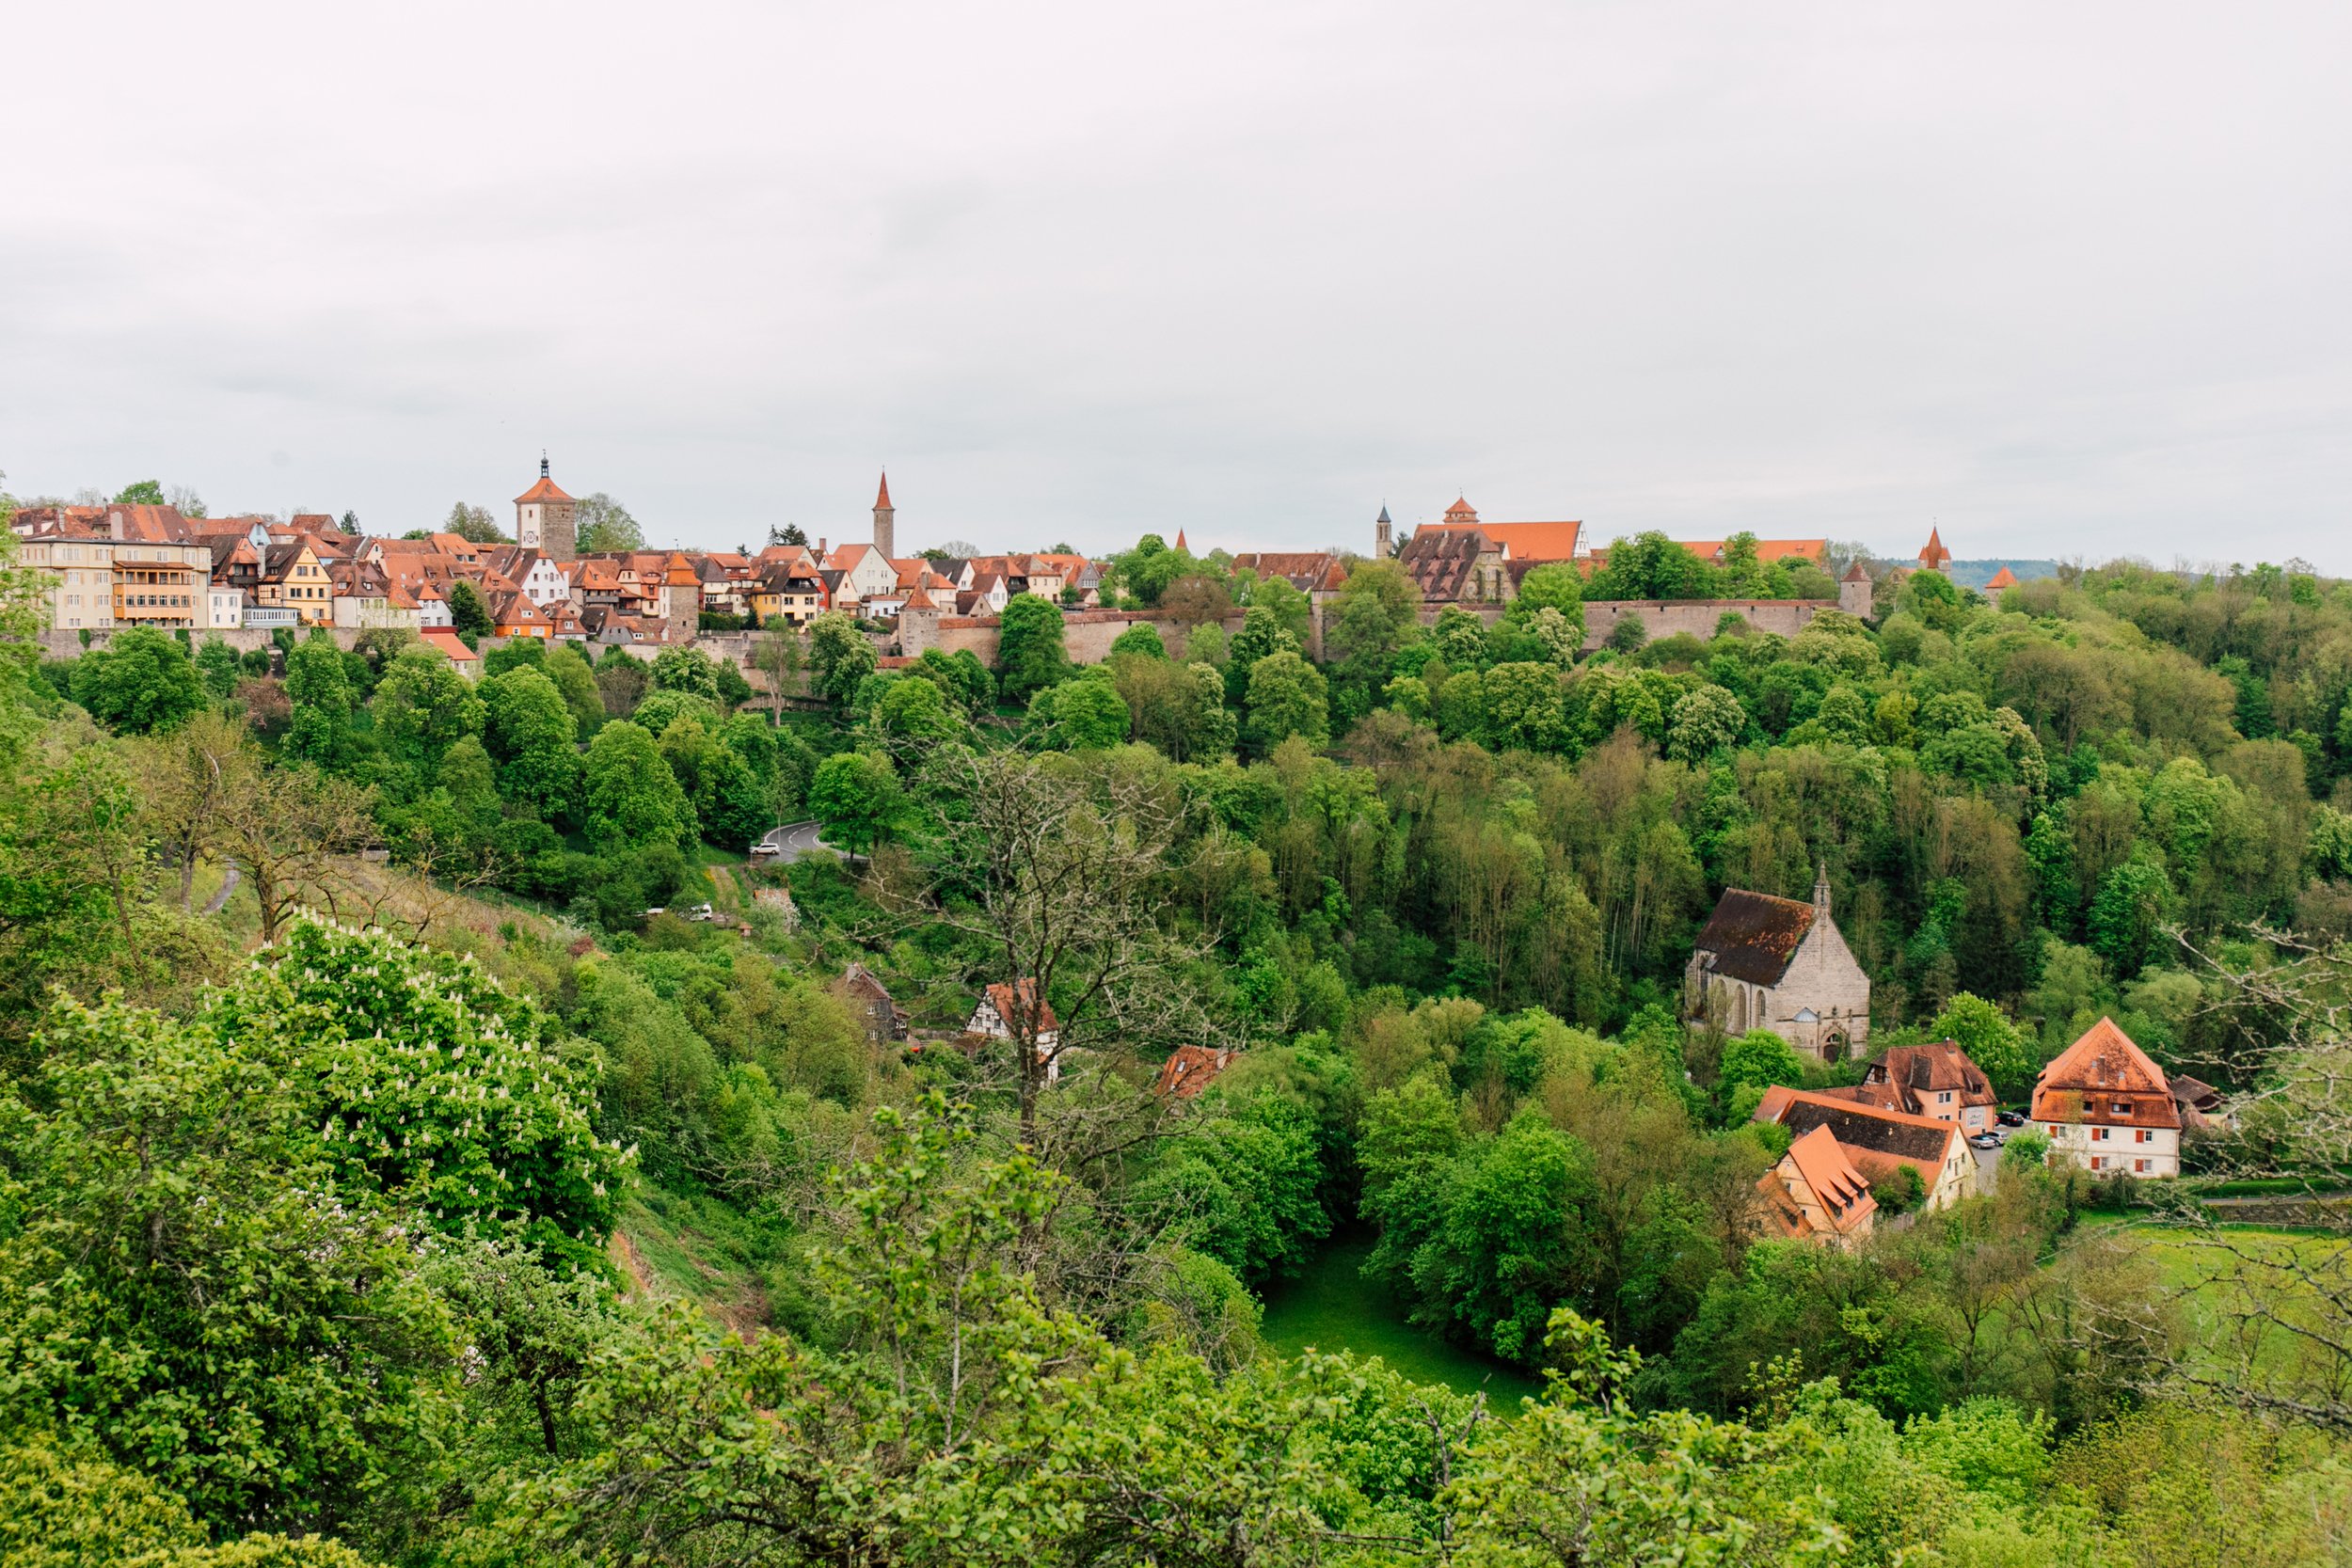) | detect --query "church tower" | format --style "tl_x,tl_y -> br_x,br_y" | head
516,454 -> 577,562
872,471 -> 895,562
1375,503 -> 1392,557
